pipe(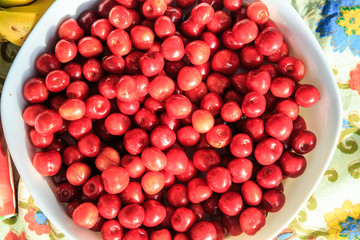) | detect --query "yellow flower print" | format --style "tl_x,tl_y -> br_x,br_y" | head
324,200 -> 360,240
336,6 -> 360,37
